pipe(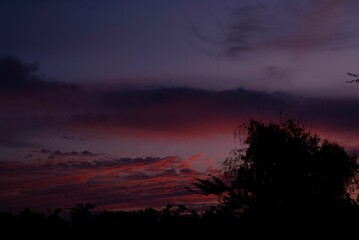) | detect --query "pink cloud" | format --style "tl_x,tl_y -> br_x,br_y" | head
0,153 -> 218,213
